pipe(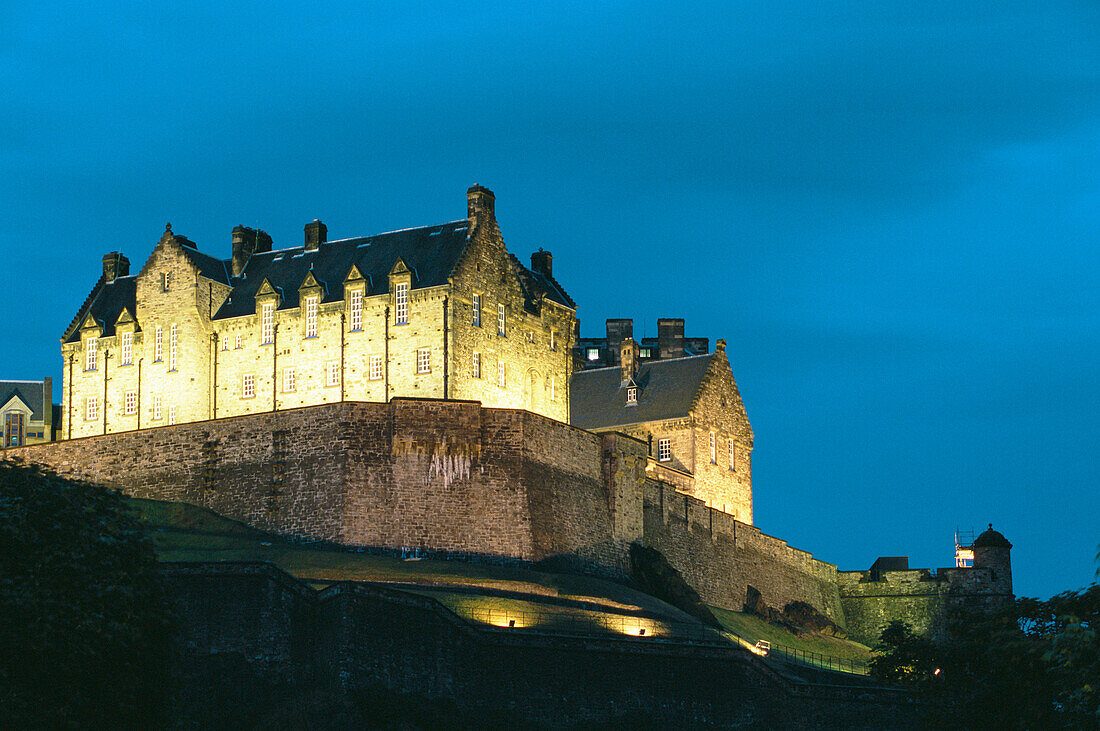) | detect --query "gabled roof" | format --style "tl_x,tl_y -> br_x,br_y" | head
508,253 -> 576,310
214,220 -> 473,318
0,381 -> 45,421
62,276 -> 137,344
569,353 -> 716,430
182,246 -> 230,284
